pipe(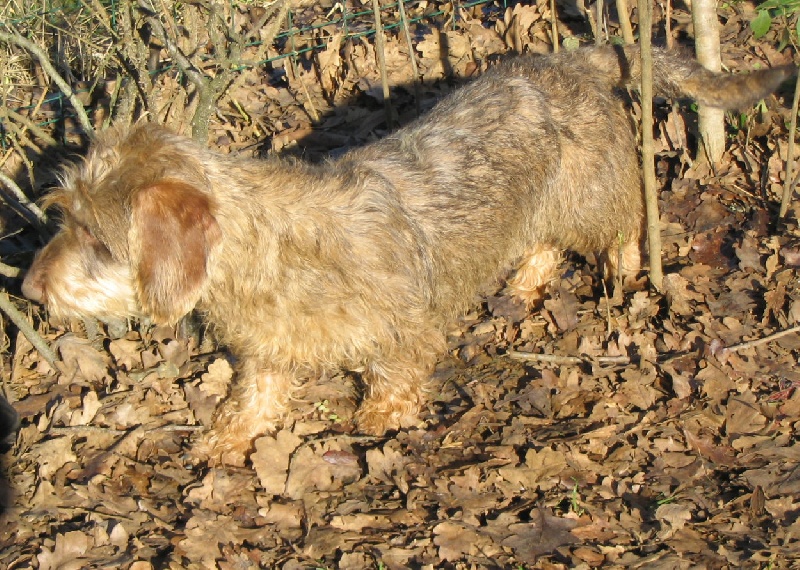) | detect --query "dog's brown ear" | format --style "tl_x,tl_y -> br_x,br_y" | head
128,180 -> 221,324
